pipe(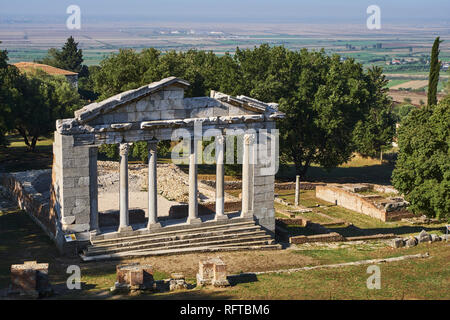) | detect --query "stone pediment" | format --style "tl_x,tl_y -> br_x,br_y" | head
74,77 -> 190,124
57,76 -> 284,135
